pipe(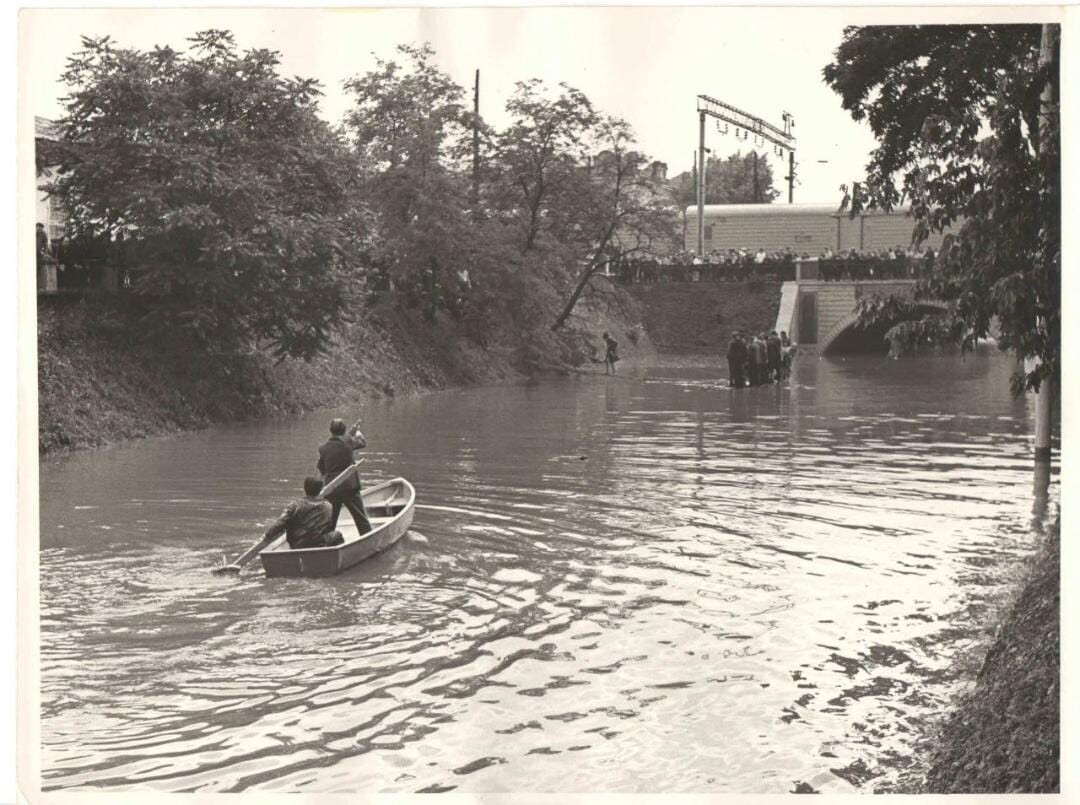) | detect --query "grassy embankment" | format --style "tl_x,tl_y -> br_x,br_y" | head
38,278 -> 653,455
919,518 -> 1060,793
625,279 -> 782,352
